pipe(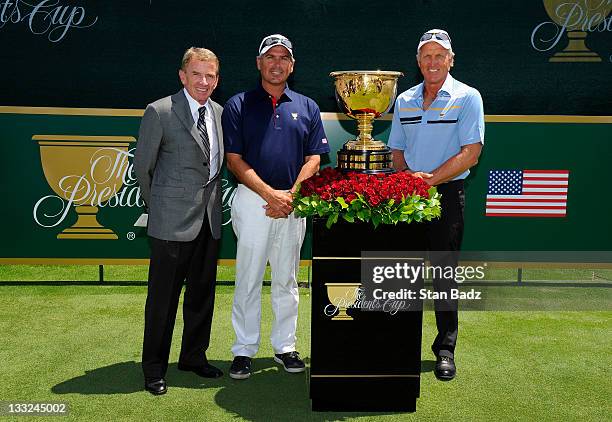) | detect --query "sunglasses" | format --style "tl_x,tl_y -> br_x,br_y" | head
420,32 -> 451,43
259,36 -> 293,52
